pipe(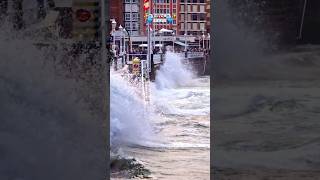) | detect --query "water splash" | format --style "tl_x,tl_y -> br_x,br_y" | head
154,52 -> 194,89
0,24 -> 105,179
110,70 -> 154,148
